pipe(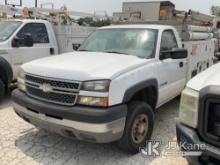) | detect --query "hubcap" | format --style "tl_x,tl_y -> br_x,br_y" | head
131,114 -> 149,144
